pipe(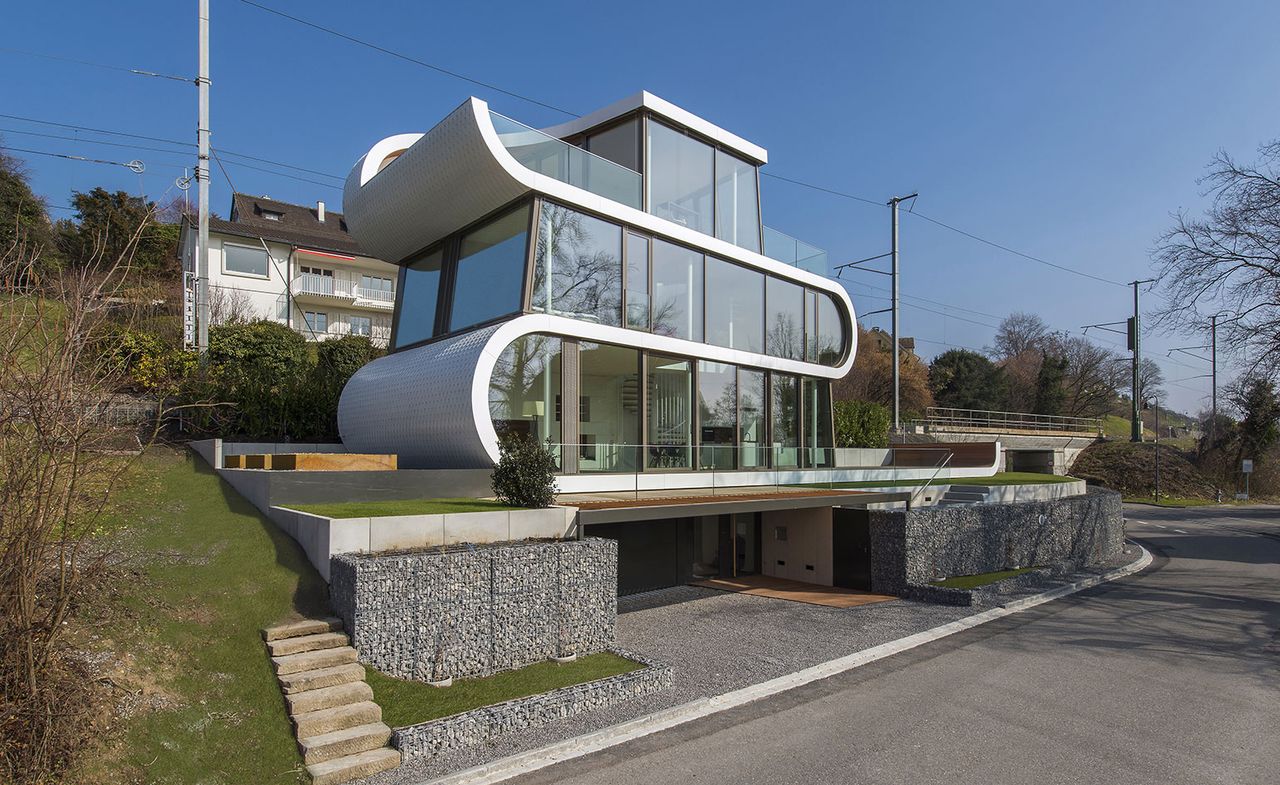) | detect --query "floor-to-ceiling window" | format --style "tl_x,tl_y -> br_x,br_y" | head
392,246 -> 443,348
449,204 -> 530,332
815,291 -> 844,366
771,373 -> 800,468
765,276 -> 805,360
715,149 -> 761,253
739,369 -> 767,469
651,239 -> 703,342
625,232 -> 650,330
646,120 -> 714,235
698,361 -> 737,469
802,377 -> 834,468
532,204 -> 622,326
646,354 -> 692,469
488,334 -> 562,466
705,257 -> 764,354
585,117 -> 641,173
579,342 -> 641,472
